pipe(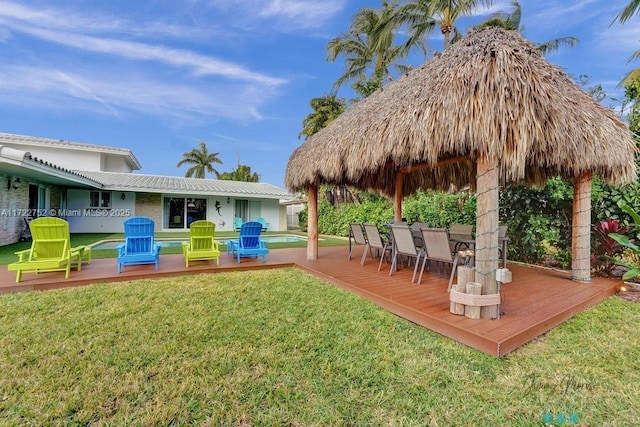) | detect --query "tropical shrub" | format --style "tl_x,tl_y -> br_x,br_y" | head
403,190 -> 476,227
500,178 -> 573,266
591,219 -> 627,276
298,189 -> 476,238
501,176 -> 640,267
609,204 -> 640,281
